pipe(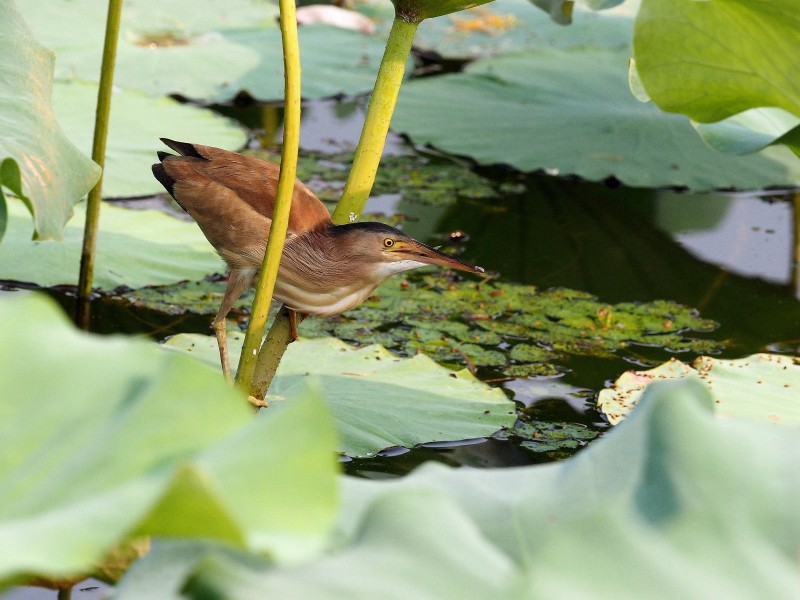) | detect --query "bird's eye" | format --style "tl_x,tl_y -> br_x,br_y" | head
383,238 -> 395,248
